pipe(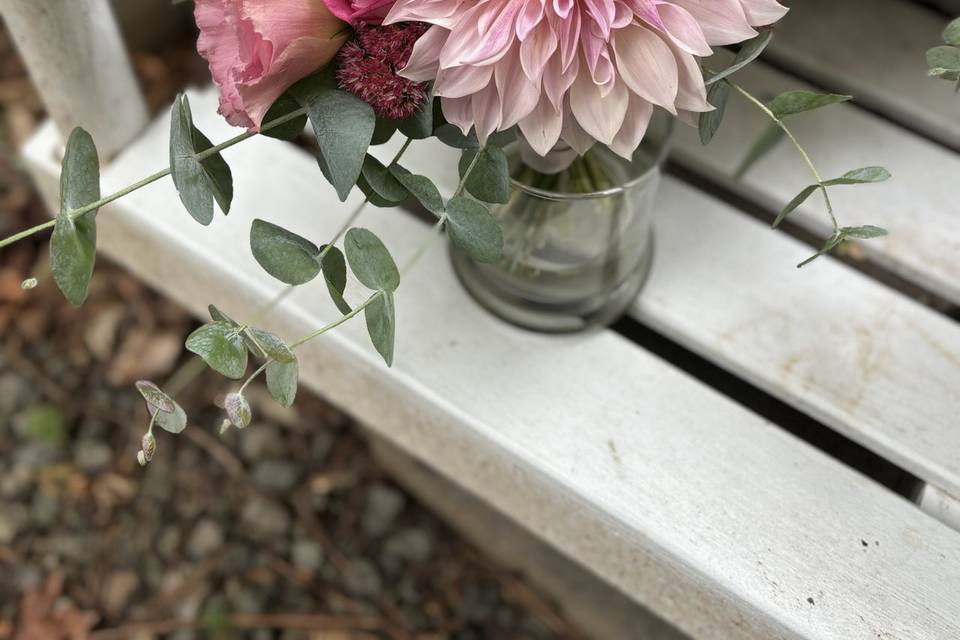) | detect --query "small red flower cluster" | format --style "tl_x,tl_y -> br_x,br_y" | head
336,22 -> 429,120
